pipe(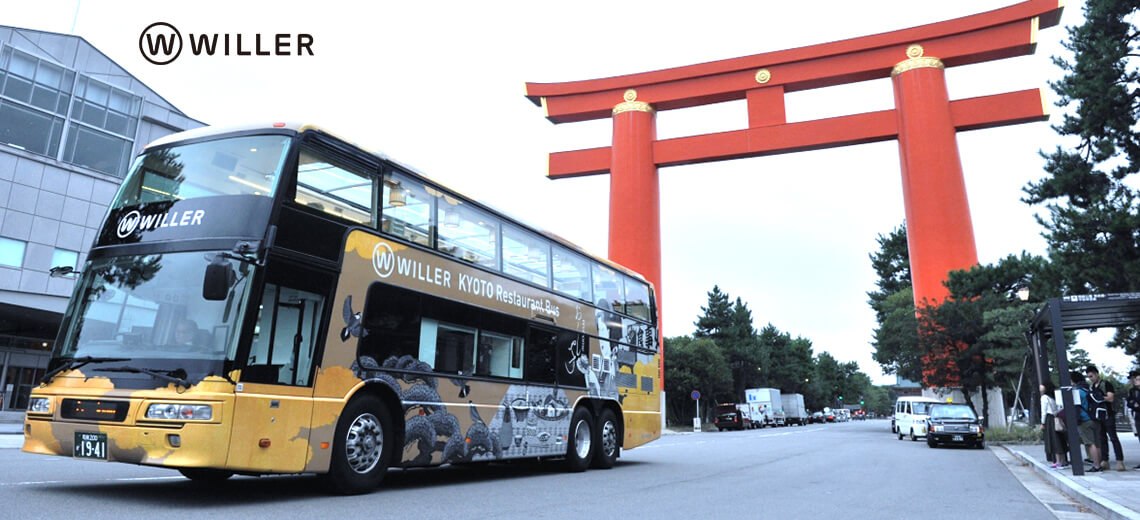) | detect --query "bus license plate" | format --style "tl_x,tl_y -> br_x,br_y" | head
951,435 -> 963,442
74,432 -> 107,460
